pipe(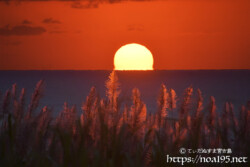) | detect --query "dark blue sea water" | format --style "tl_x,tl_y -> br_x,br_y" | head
0,70 -> 249,115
